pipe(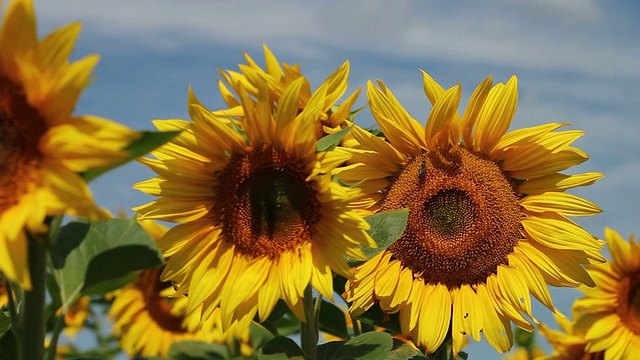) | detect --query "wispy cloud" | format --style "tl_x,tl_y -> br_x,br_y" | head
38,0 -> 640,77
